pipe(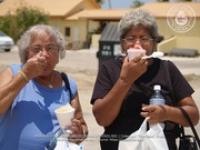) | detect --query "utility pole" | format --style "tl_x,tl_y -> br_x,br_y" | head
108,0 -> 111,9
